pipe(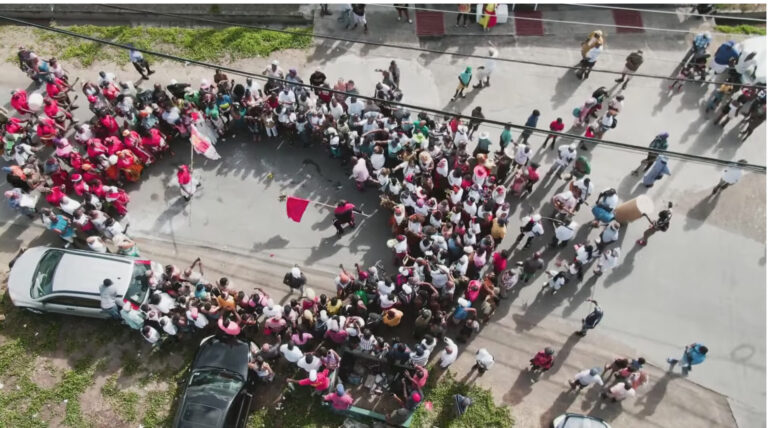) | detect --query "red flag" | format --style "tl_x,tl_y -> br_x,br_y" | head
286,196 -> 310,223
